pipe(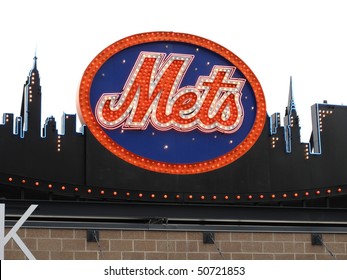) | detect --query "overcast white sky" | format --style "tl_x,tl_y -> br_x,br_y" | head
0,0 -> 346,141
